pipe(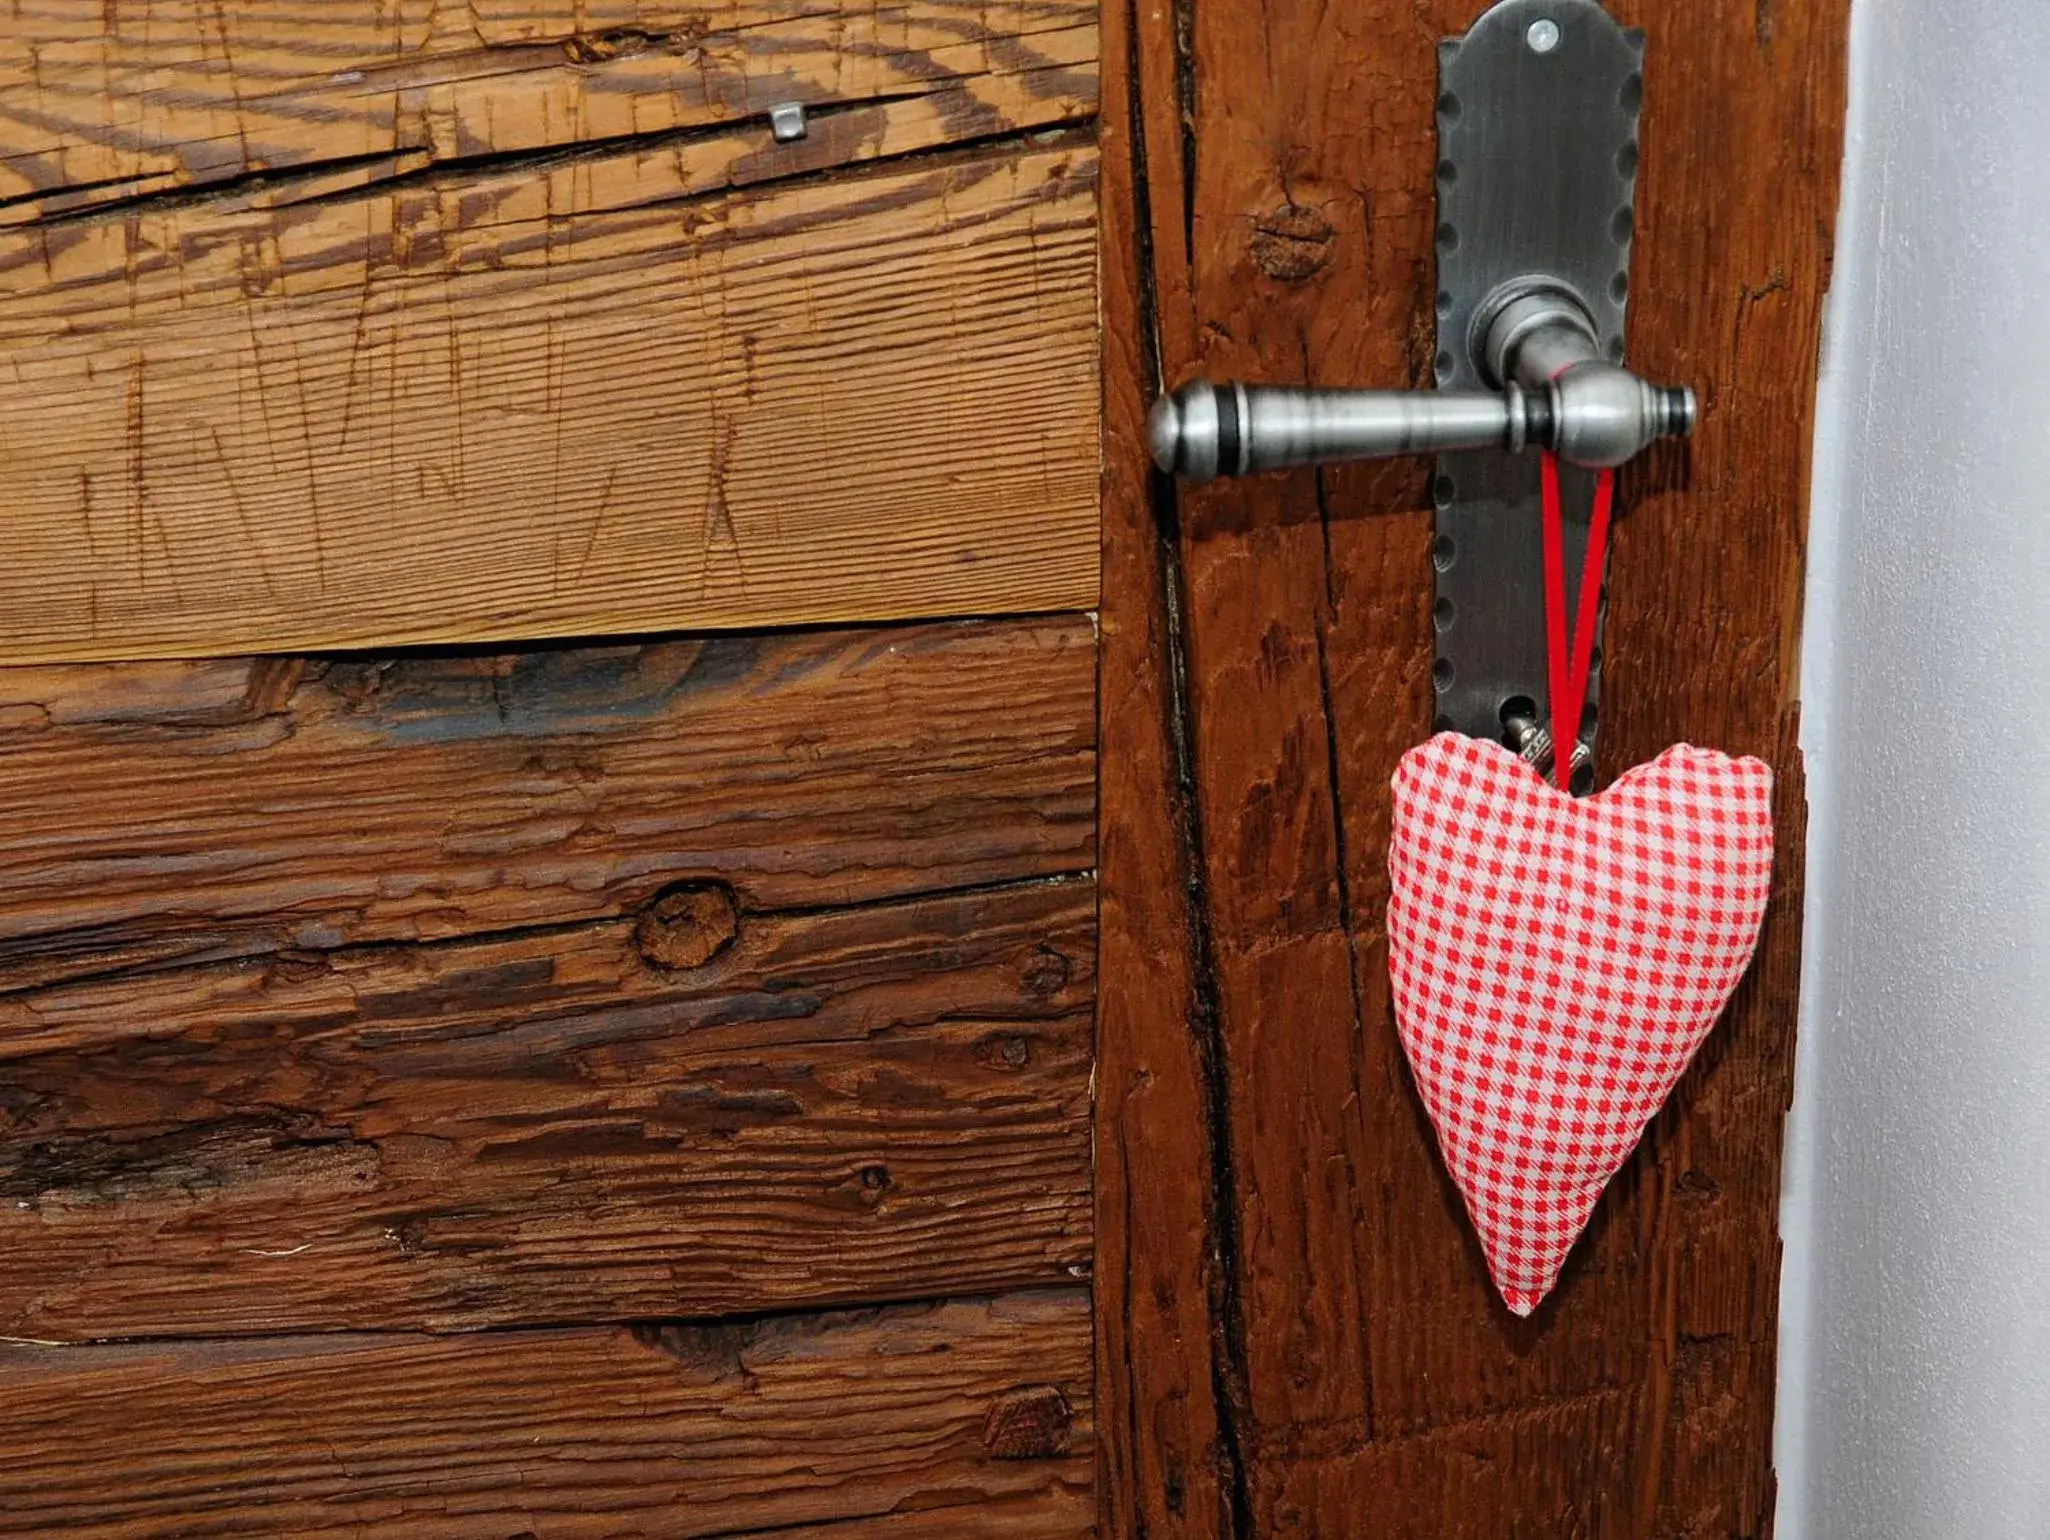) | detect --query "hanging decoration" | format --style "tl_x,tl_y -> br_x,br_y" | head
1385,456 -> 1775,1314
